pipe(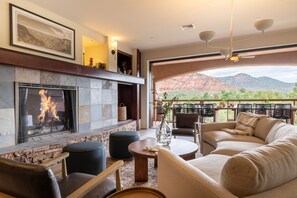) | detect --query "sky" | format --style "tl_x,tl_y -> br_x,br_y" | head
200,66 -> 297,83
